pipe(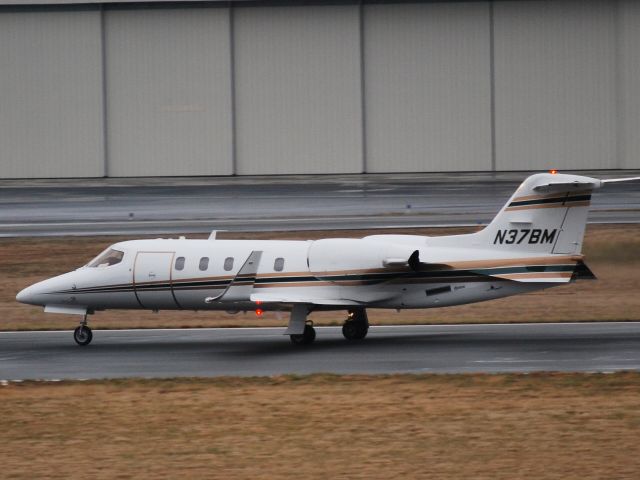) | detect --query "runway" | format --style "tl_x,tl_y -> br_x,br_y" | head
2,323 -> 639,380
1,171 -> 639,236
